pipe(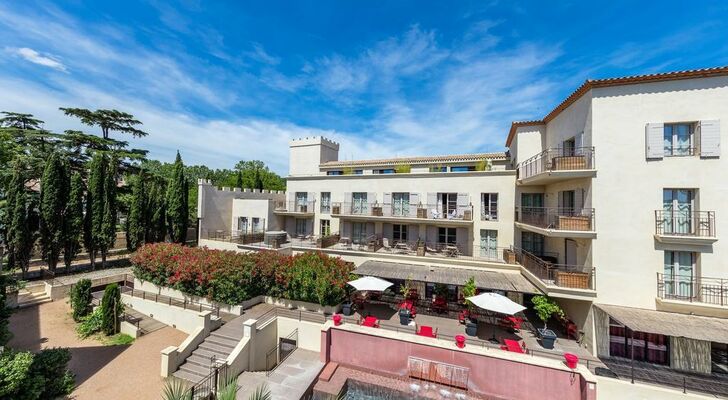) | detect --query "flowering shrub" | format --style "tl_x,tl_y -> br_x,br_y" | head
131,243 -> 353,306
